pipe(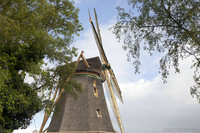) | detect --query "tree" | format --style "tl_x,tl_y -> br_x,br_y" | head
113,0 -> 200,101
0,0 -> 83,131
